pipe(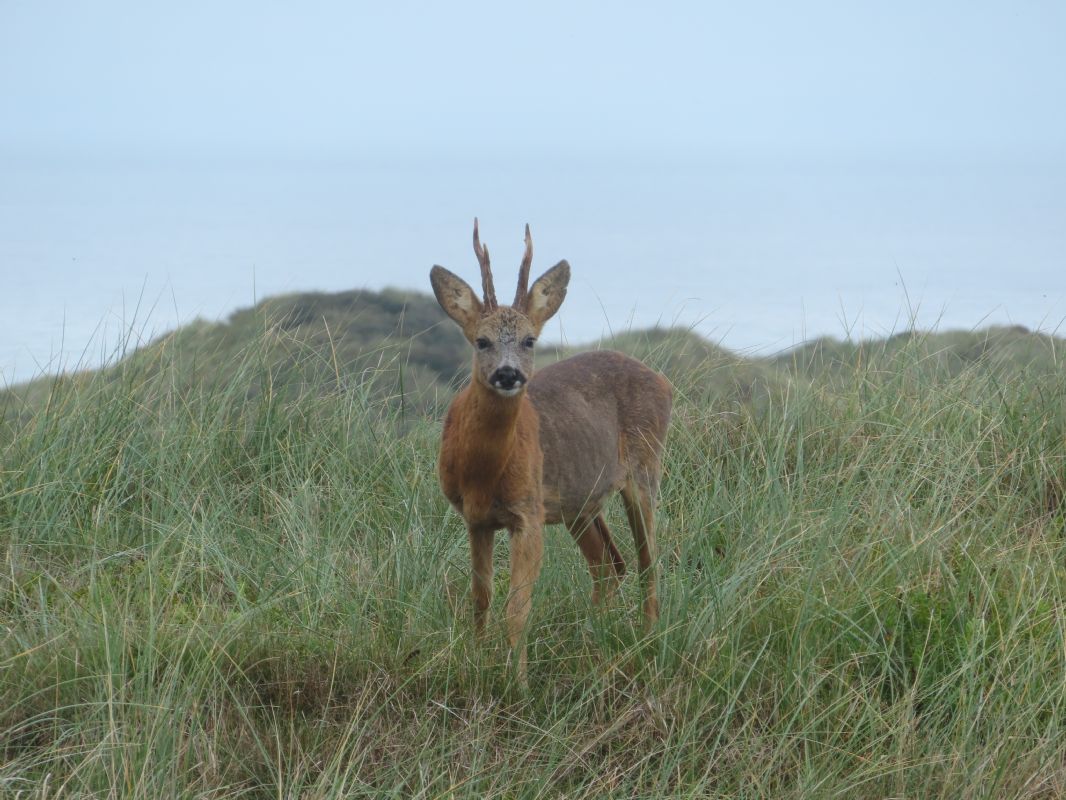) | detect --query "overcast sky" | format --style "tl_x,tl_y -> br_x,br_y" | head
2,2 -> 1065,383
3,1 -> 1064,162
